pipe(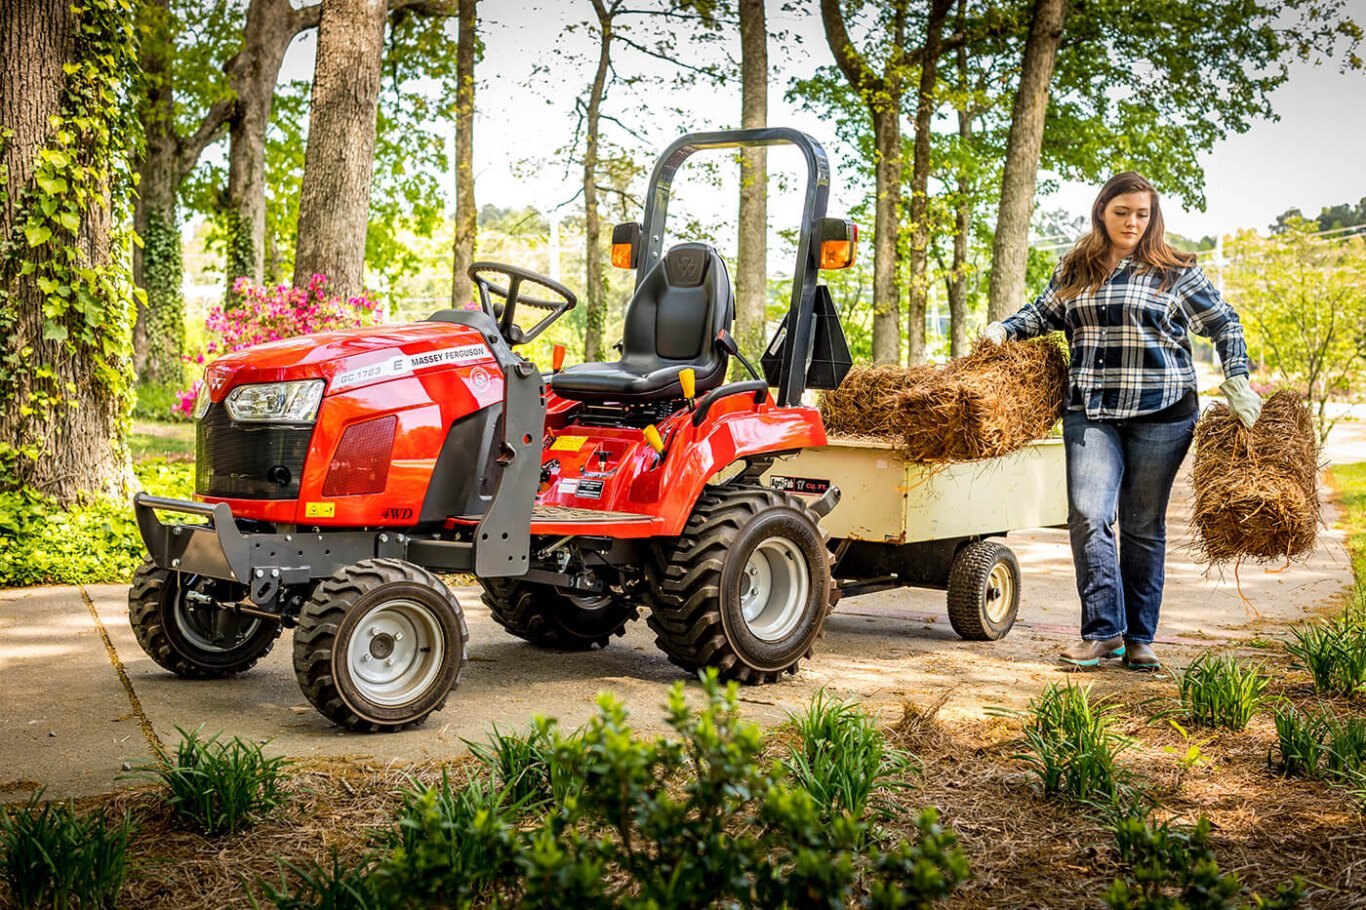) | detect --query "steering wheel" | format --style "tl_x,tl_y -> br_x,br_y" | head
467,262 -> 577,346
